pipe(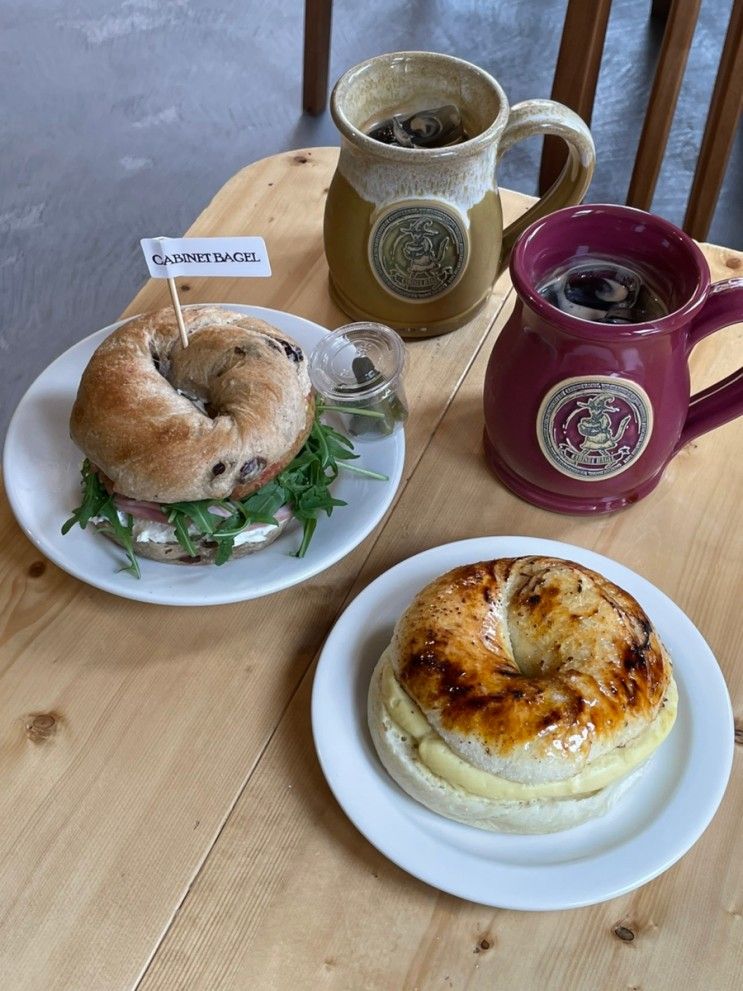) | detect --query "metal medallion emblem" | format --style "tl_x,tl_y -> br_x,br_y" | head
369,202 -> 468,301
537,376 -> 653,480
